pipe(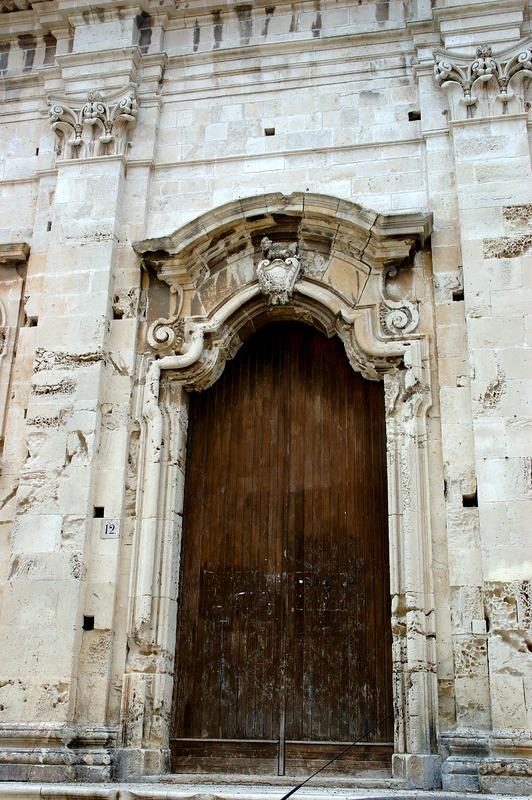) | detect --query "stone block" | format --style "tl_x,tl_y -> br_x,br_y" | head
479,759 -> 532,796
442,755 -> 481,792
10,514 -> 62,554
392,753 -> 442,789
